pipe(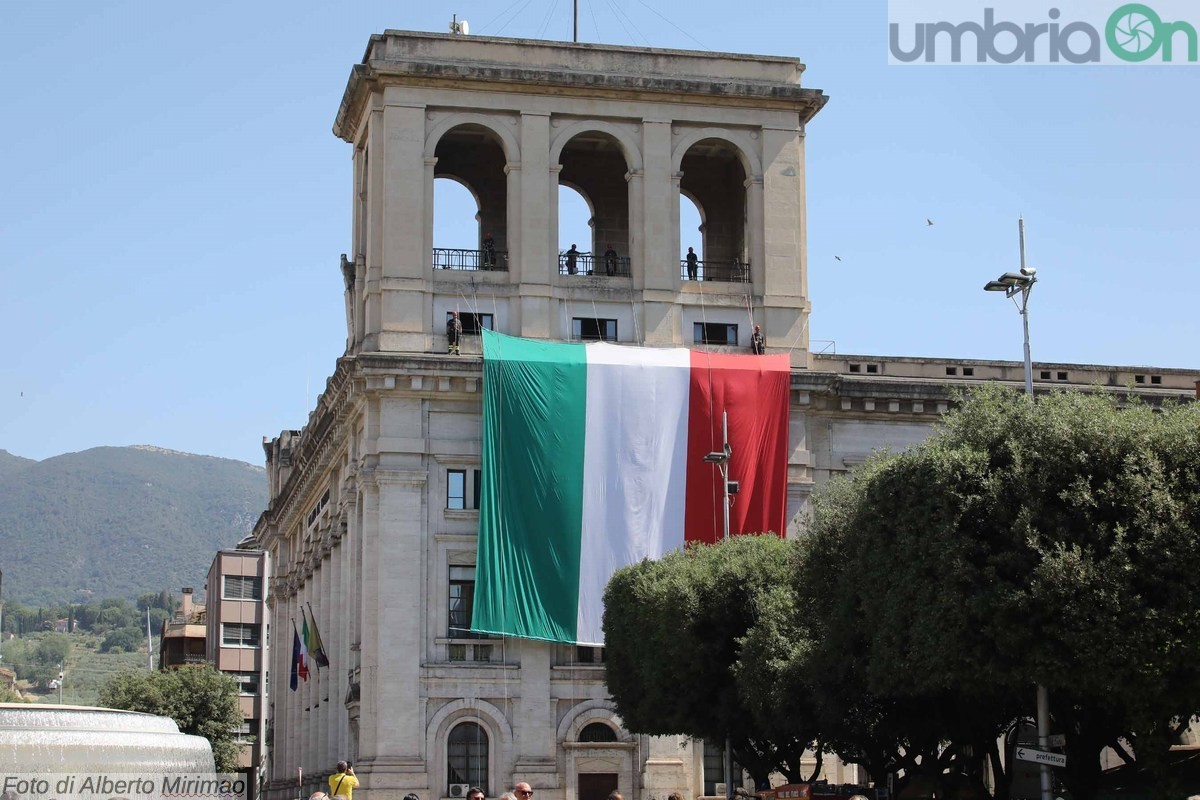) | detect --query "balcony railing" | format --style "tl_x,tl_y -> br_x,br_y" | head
433,247 -> 509,271
680,259 -> 750,283
558,252 -> 632,277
